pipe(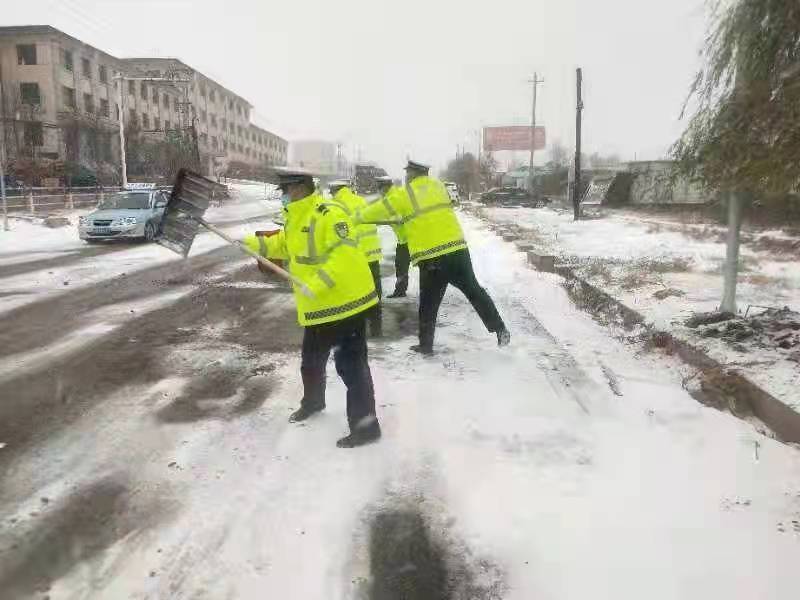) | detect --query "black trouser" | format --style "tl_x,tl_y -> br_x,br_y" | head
392,243 -> 410,295
300,313 -> 377,431
368,261 -> 383,336
418,248 -> 505,348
